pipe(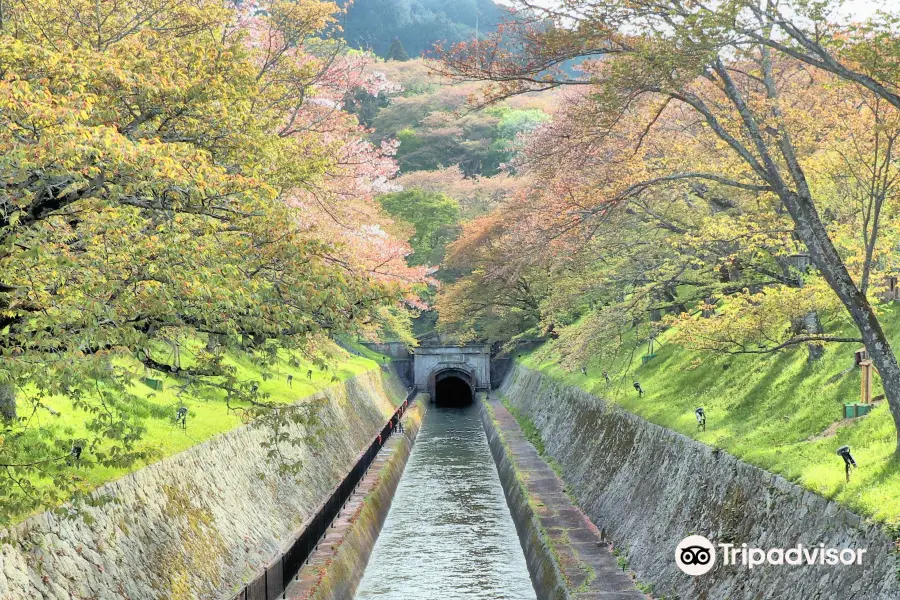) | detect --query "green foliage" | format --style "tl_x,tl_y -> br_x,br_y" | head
395,128 -> 424,154
342,0 -> 504,58
343,87 -> 391,127
0,0 -> 423,522
386,38 -> 410,61
378,189 -> 461,266
435,0 -> 900,449
390,112 -> 510,175
493,108 -> 551,141
367,71 -> 551,177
